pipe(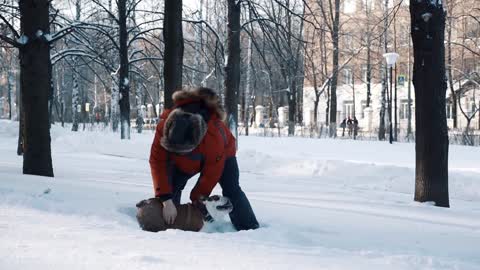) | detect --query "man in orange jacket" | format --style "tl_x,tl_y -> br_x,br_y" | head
149,87 -> 259,231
